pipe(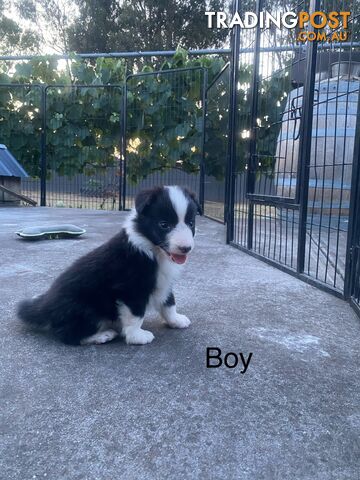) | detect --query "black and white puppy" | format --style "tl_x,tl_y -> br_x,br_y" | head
17,185 -> 201,346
